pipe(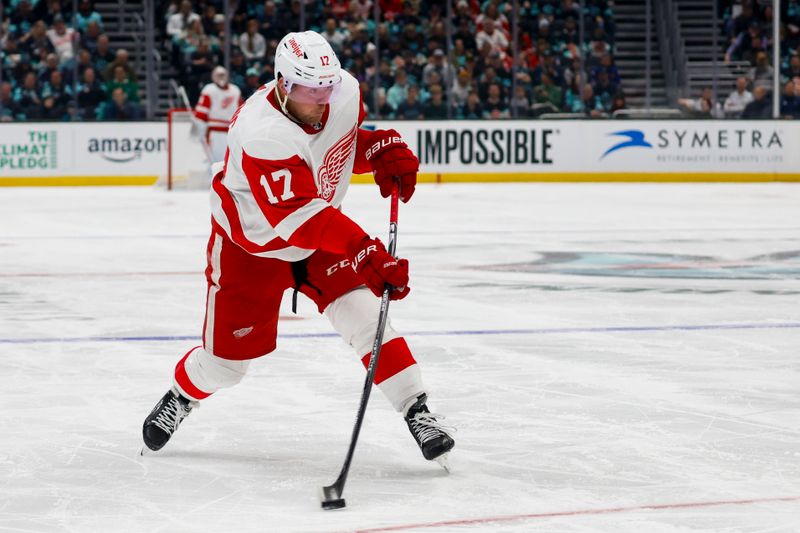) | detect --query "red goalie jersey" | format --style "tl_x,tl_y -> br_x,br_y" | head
210,70 -> 376,261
